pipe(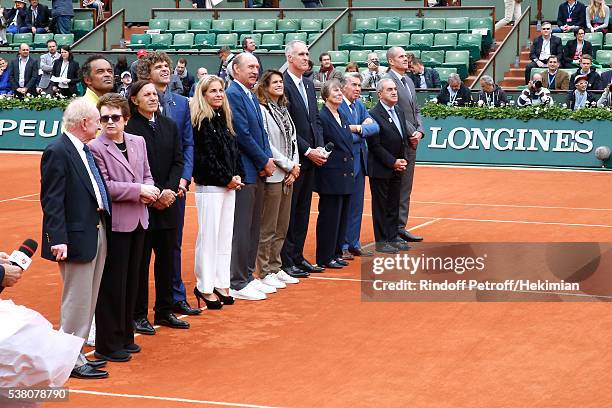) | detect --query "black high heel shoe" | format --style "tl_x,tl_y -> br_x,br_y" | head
193,287 -> 223,310
214,288 -> 235,305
